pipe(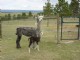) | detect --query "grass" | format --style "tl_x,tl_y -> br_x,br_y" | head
0,19 -> 80,60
